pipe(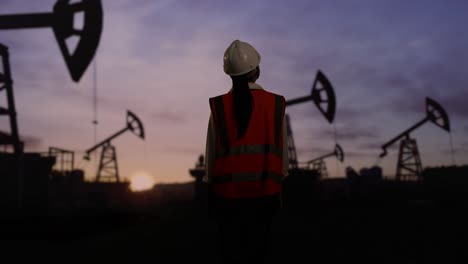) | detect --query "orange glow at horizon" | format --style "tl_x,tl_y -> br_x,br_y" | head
129,171 -> 155,192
